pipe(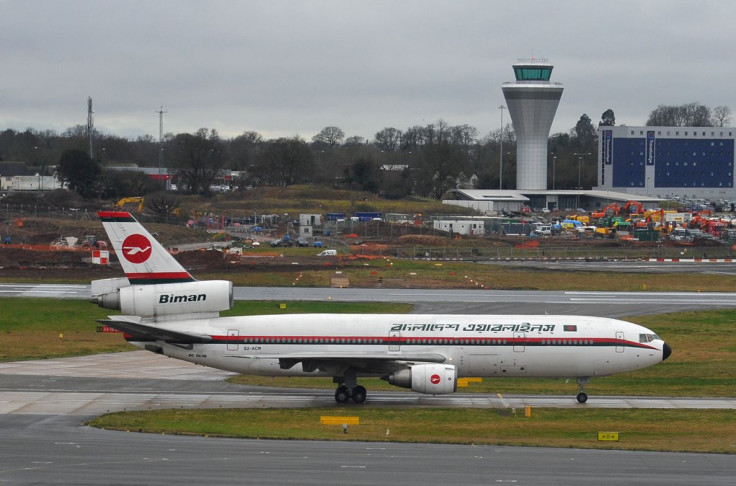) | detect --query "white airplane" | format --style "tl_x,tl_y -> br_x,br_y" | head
91,211 -> 671,404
